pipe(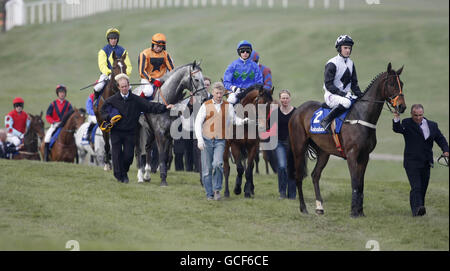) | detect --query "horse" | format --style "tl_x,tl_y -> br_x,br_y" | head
74,122 -> 106,167
93,51 -> 127,170
223,84 -> 274,198
39,108 -> 86,163
134,61 -> 210,186
12,112 -> 45,160
288,63 -> 406,217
